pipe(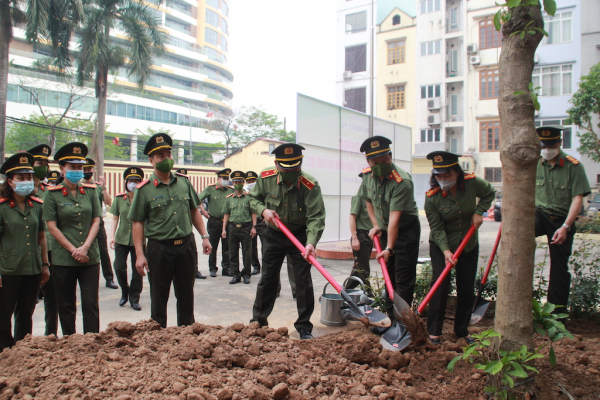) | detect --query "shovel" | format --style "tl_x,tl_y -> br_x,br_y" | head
470,223 -> 501,325
274,217 -> 391,328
